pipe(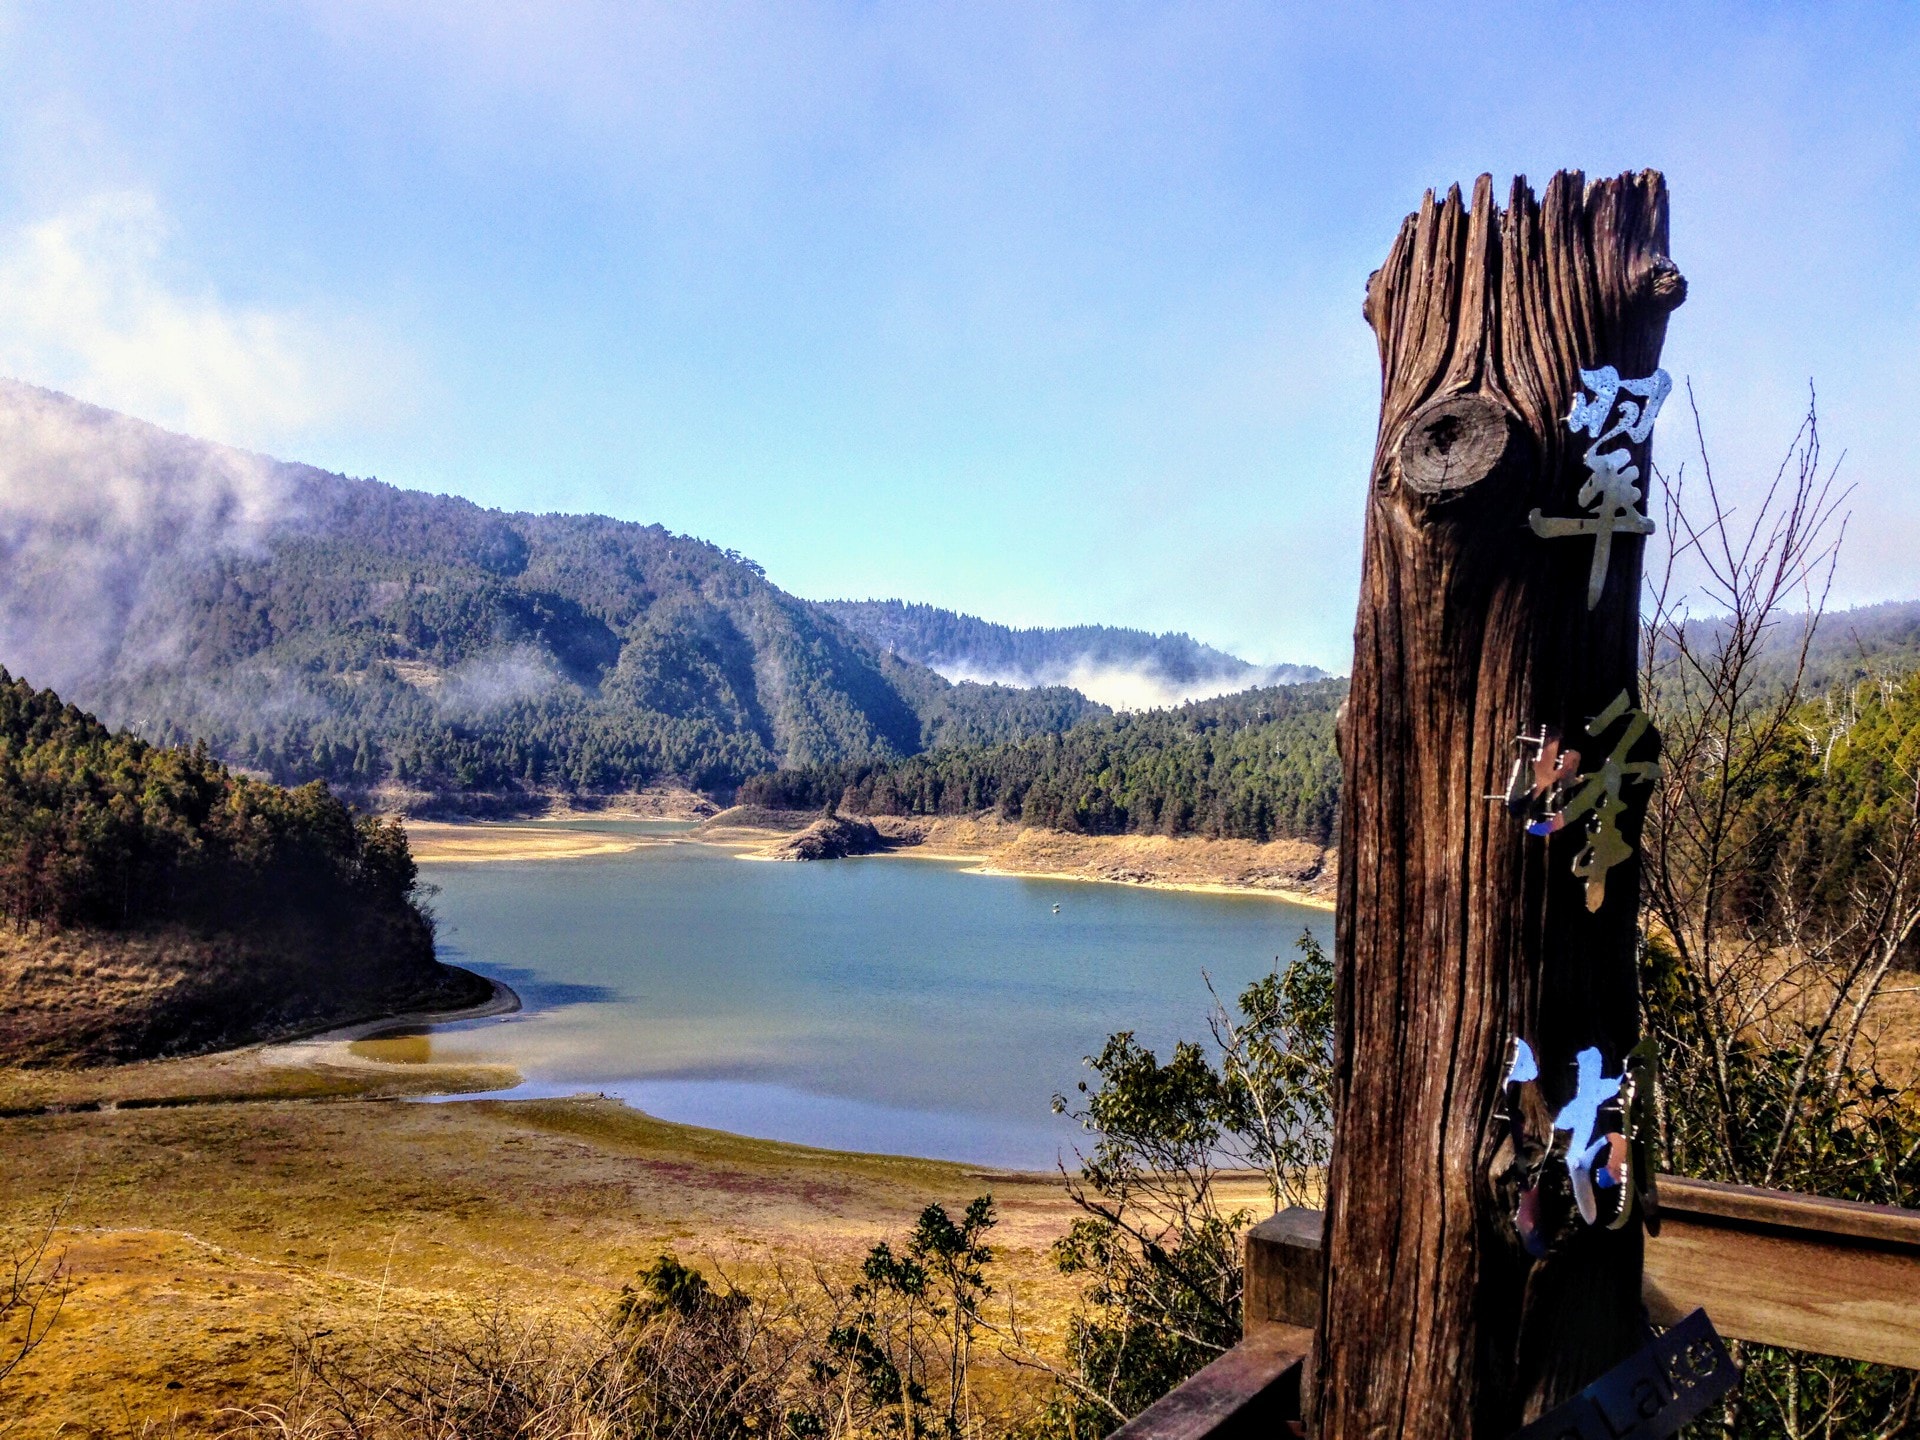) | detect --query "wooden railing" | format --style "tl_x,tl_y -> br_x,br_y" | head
1109,1178 -> 1920,1440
